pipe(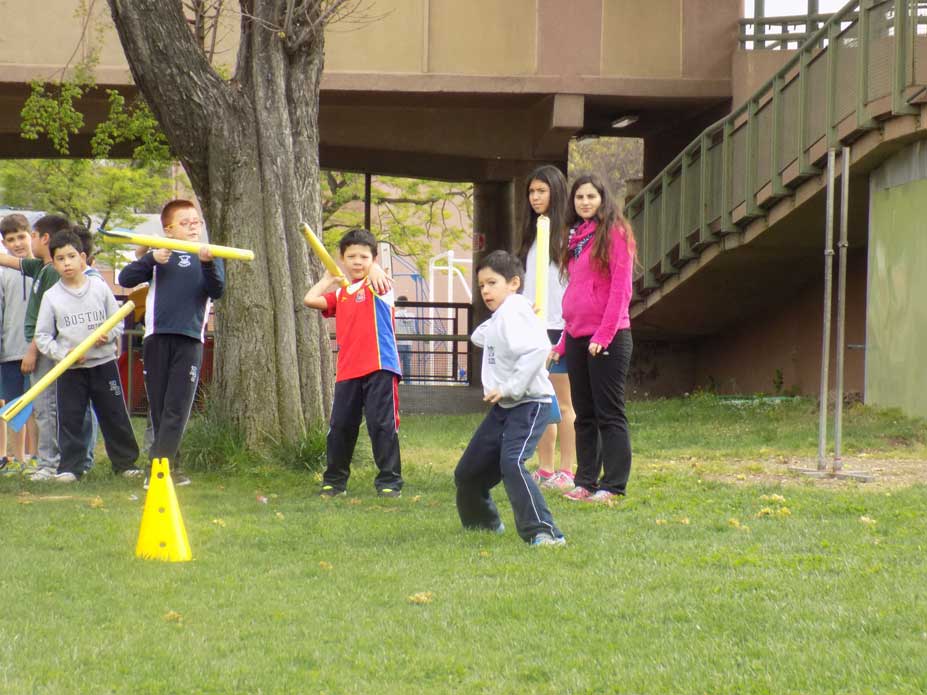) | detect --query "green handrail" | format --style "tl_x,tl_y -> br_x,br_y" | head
626,0 -> 926,300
